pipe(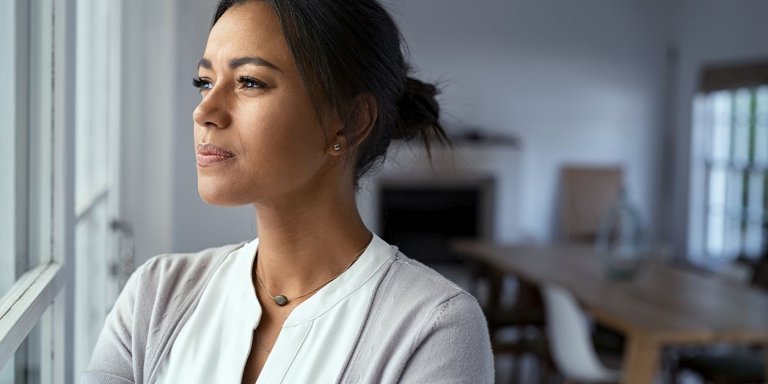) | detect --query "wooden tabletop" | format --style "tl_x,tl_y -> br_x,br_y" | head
453,240 -> 768,383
